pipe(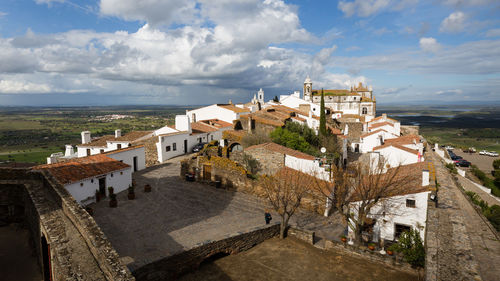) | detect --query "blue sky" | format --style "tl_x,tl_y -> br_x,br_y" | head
0,0 -> 499,106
